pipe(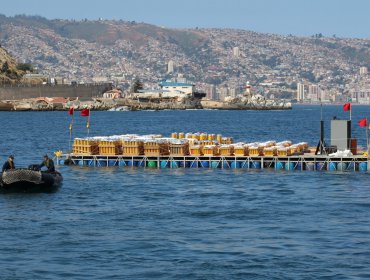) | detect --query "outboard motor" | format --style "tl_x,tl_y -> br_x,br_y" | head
28,164 -> 41,171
